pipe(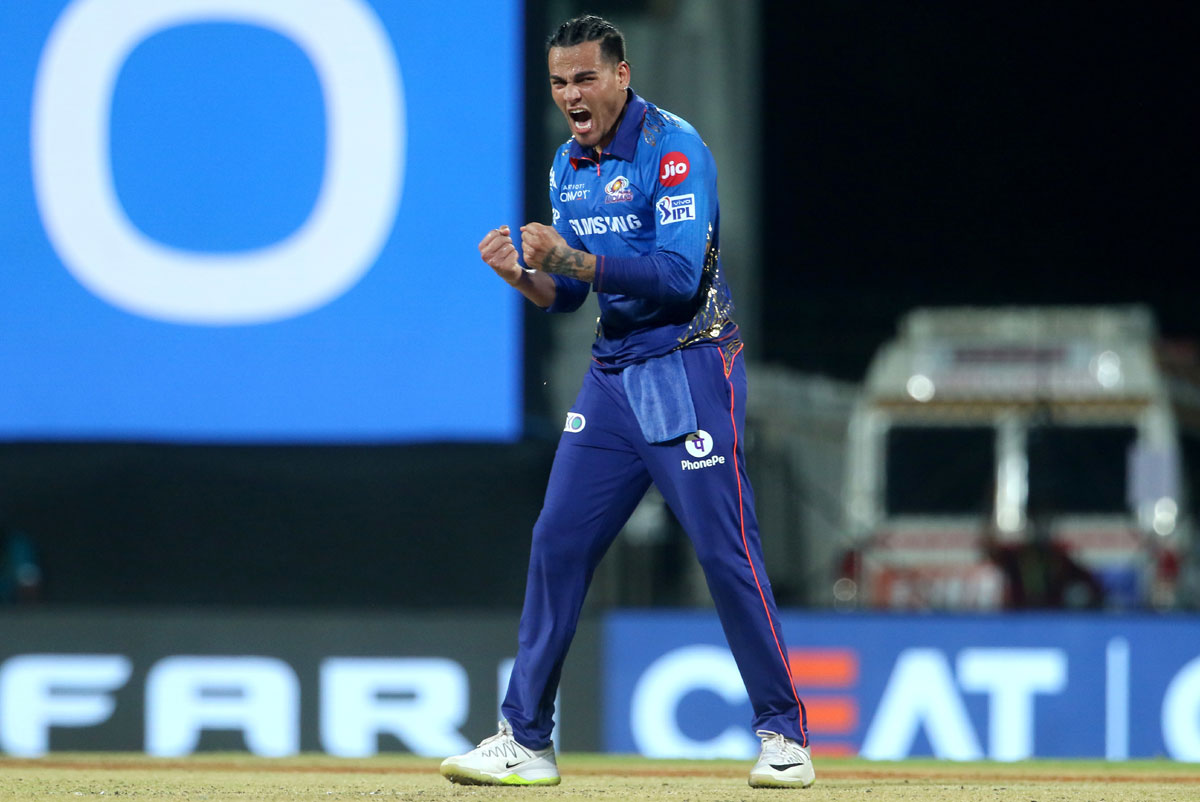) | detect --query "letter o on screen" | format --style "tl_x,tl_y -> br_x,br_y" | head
31,0 -> 404,325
